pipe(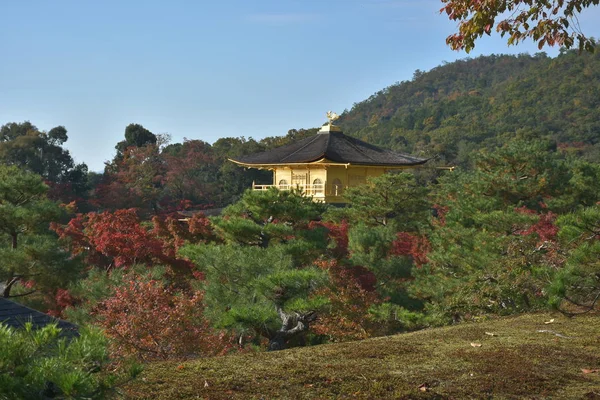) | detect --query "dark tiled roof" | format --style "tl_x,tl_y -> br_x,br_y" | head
232,130 -> 428,166
0,297 -> 78,335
